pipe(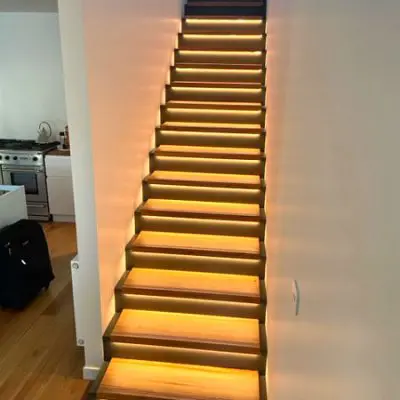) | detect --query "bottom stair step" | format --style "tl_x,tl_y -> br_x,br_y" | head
97,358 -> 261,400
